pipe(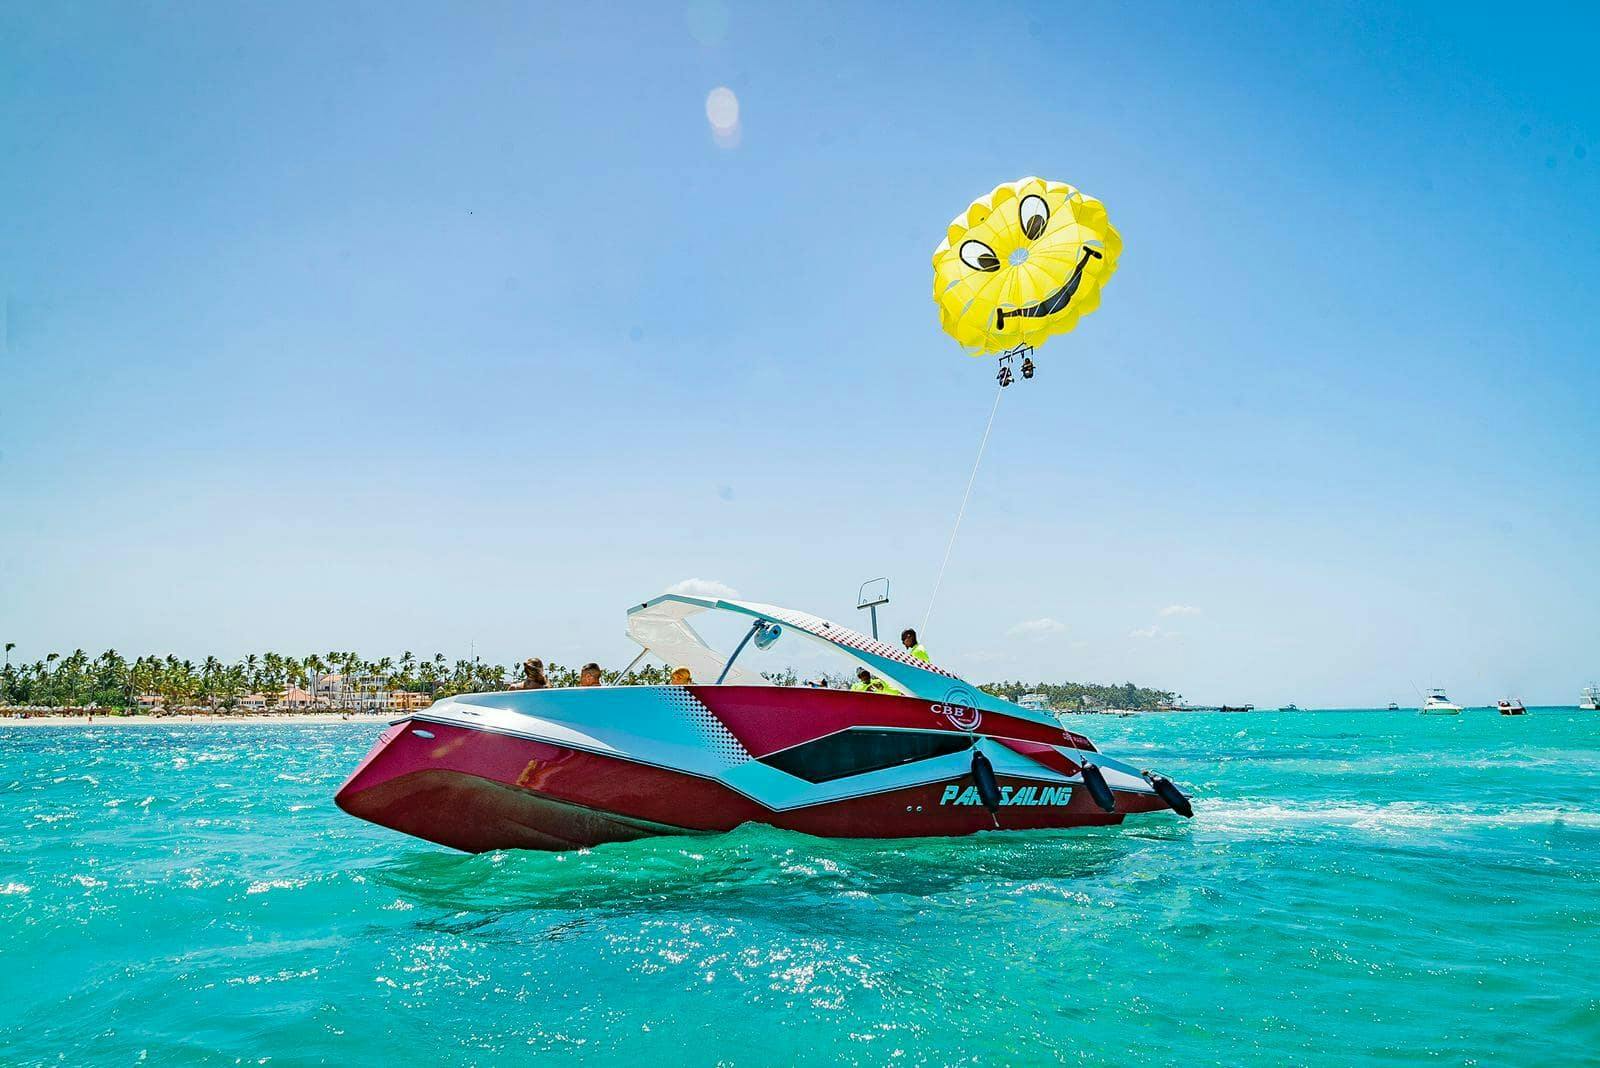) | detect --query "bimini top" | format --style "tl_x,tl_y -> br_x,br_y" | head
625,594 -> 1045,724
